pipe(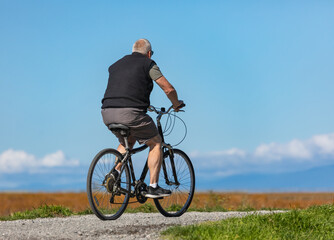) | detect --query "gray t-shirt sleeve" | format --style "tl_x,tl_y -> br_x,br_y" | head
149,63 -> 163,81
